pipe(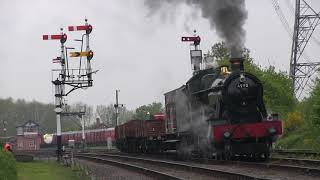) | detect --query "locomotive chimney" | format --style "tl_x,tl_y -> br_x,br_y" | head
230,57 -> 244,72
96,116 -> 101,125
